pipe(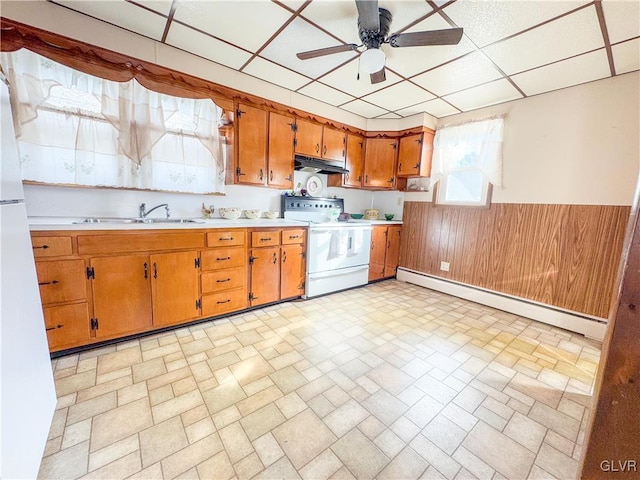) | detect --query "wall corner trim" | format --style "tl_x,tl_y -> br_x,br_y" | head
397,268 -> 607,341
